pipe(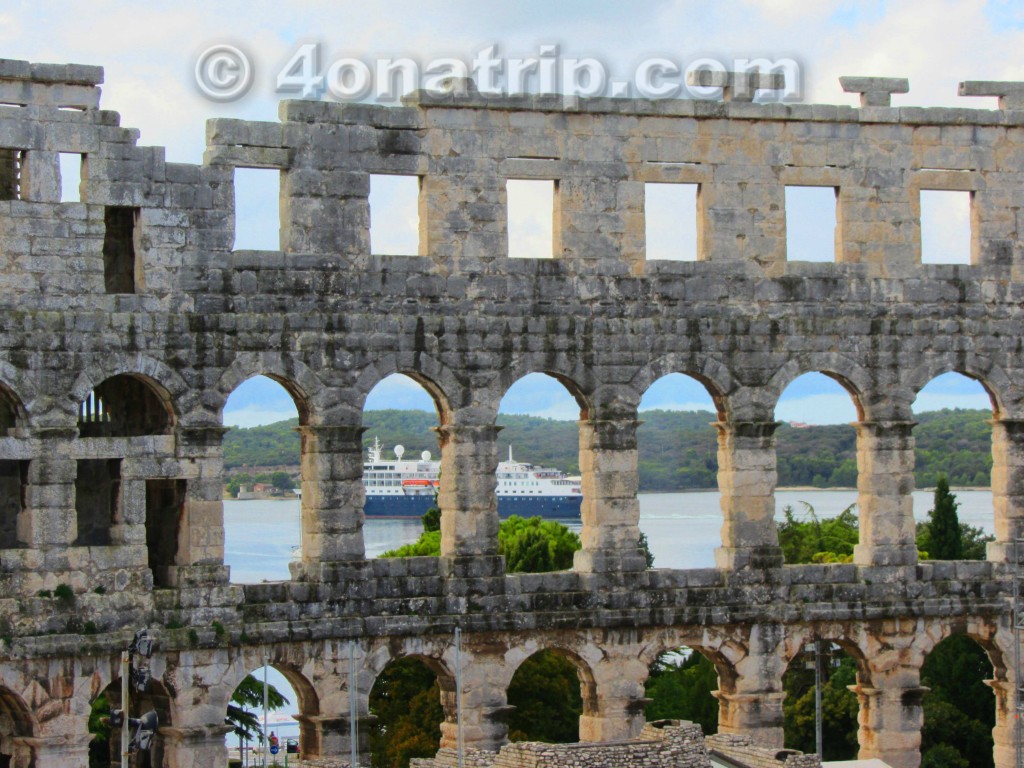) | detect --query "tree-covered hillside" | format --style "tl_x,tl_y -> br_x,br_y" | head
222,408 -> 993,490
